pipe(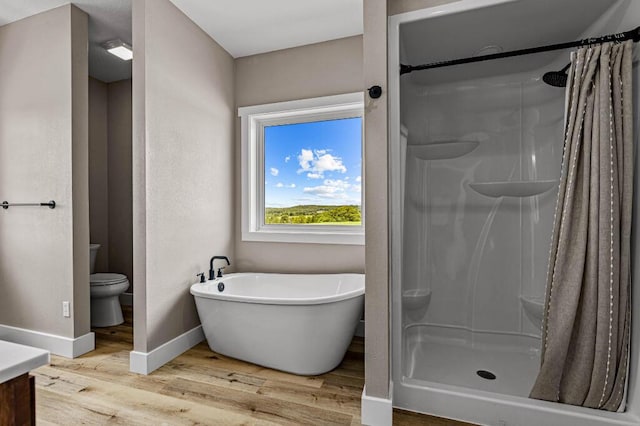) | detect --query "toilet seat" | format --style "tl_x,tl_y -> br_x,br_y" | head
90,273 -> 128,286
